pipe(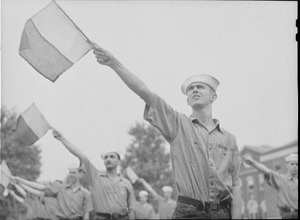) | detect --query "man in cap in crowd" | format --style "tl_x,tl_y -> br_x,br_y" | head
10,179 -> 58,220
92,44 -> 242,219
243,153 -> 298,219
12,164 -> 93,220
52,129 -> 136,220
138,178 -> 176,219
135,190 -> 155,219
